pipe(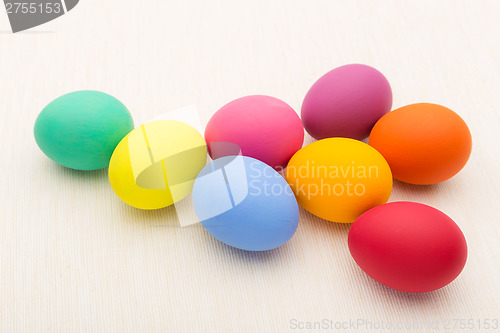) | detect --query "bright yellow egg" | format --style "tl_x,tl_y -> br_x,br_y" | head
108,120 -> 207,209
285,138 -> 392,223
